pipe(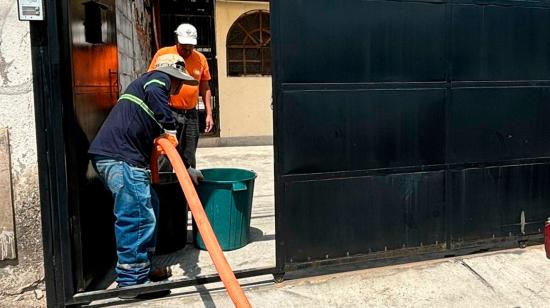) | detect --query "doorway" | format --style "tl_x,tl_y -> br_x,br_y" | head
62,0 -> 276,302
158,0 -> 220,136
